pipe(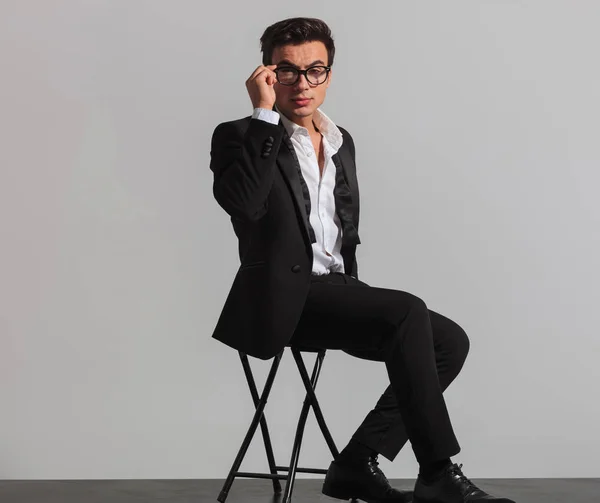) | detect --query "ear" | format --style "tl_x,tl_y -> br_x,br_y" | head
326,68 -> 332,88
